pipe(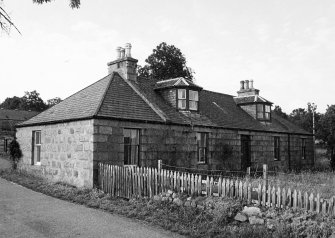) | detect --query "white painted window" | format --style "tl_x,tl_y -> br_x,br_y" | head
124,129 -> 140,165
178,89 -> 187,109
274,137 -> 280,160
196,132 -> 208,163
189,90 -> 199,111
32,131 -> 41,165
